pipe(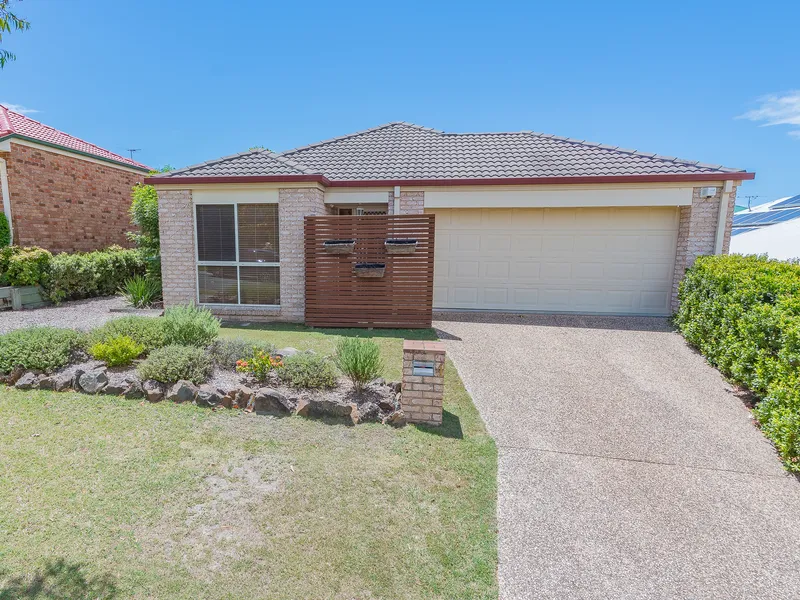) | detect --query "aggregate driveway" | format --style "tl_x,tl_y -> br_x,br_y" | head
433,313 -> 800,600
